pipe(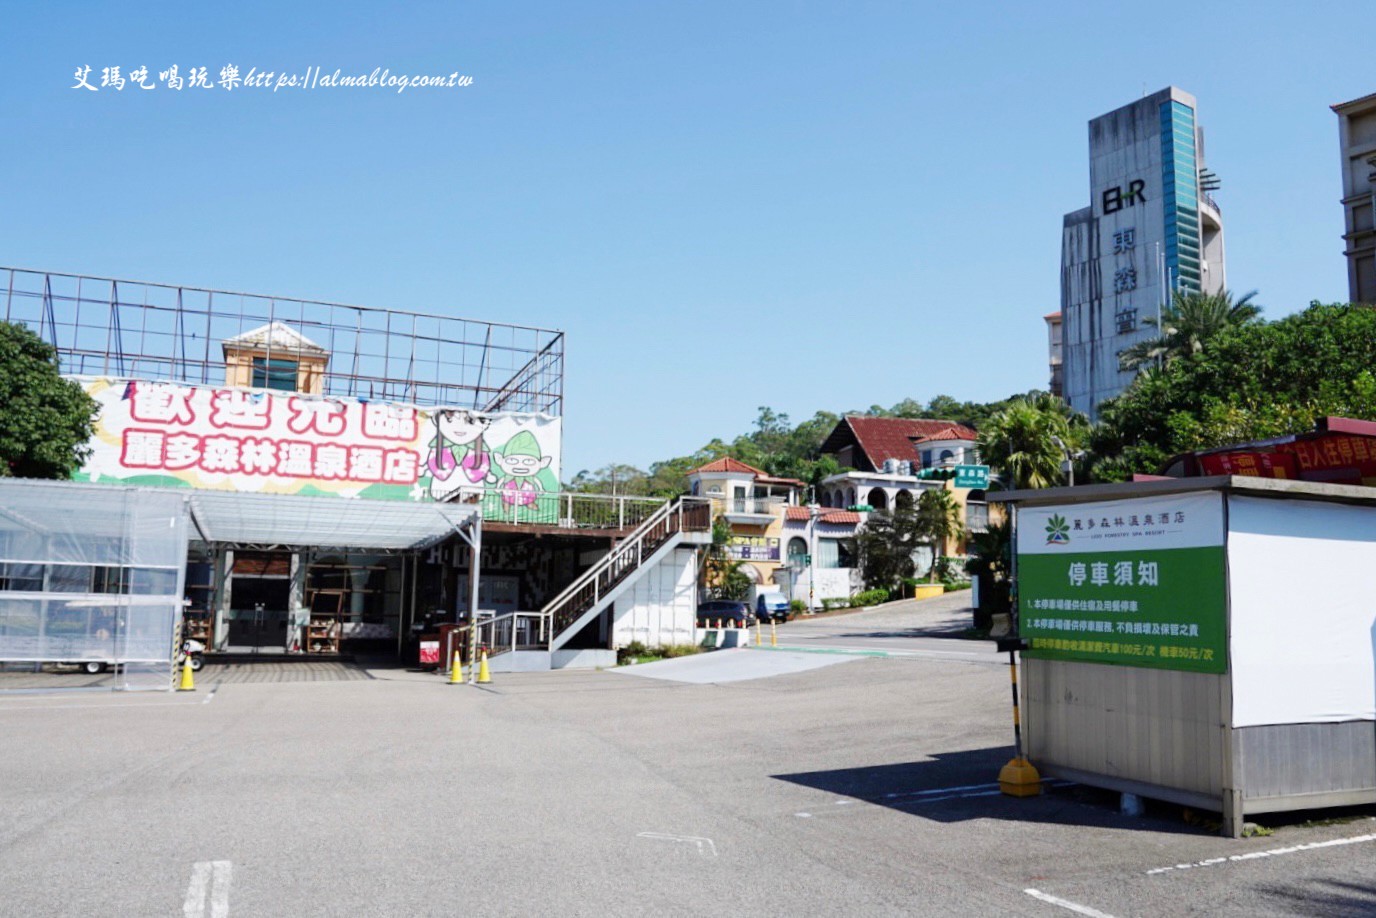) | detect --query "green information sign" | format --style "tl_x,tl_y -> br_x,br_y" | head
953,464 -> 989,489
1016,492 -> 1226,674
